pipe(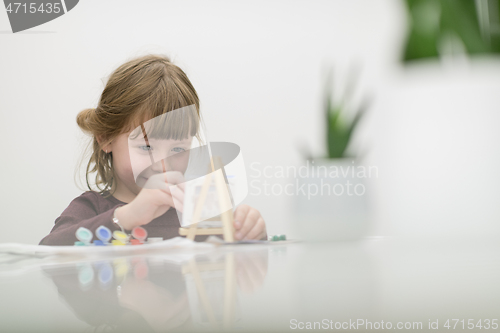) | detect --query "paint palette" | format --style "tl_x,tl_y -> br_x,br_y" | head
74,226 -> 151,246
